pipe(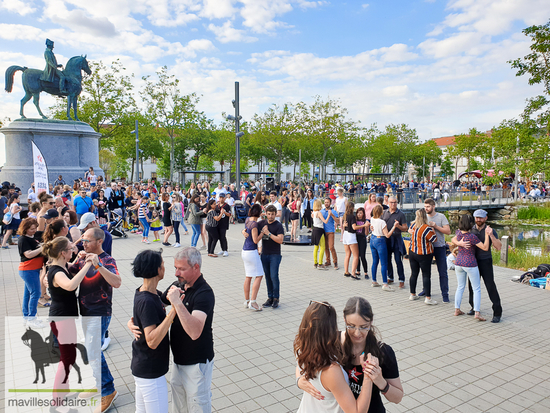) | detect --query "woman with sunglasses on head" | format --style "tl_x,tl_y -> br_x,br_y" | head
294,300 -> 374,412
63,210 -> 80,243
298,297 -> 403,412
